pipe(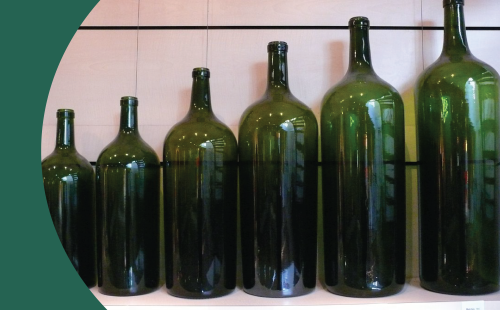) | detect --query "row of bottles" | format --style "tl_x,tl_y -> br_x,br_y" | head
42,0 -> 499,299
